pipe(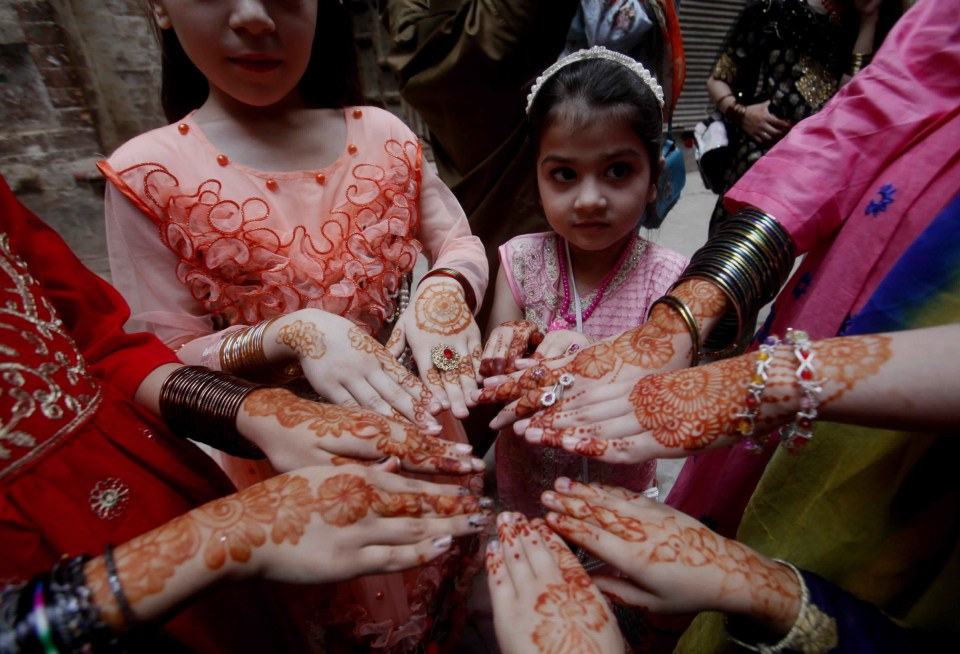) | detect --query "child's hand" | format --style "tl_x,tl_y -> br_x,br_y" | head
389,277 -> 483,420
485,513 -> 623,654
479,320 -> 545,377
533,329 -> 591,360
